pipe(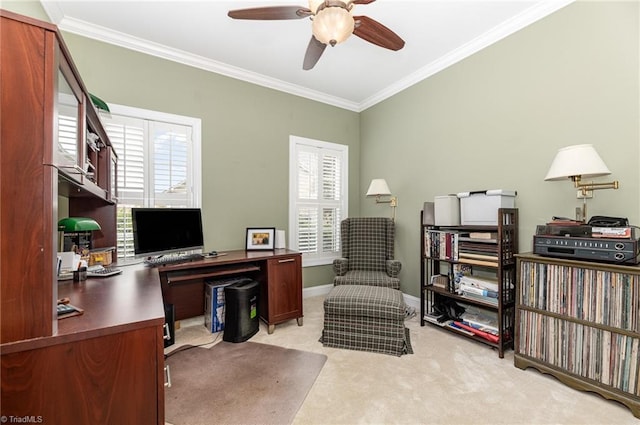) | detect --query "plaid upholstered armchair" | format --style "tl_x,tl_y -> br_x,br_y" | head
333,217 -> 401,289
